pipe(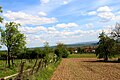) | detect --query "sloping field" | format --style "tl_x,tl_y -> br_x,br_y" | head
51,58 -> 120,80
